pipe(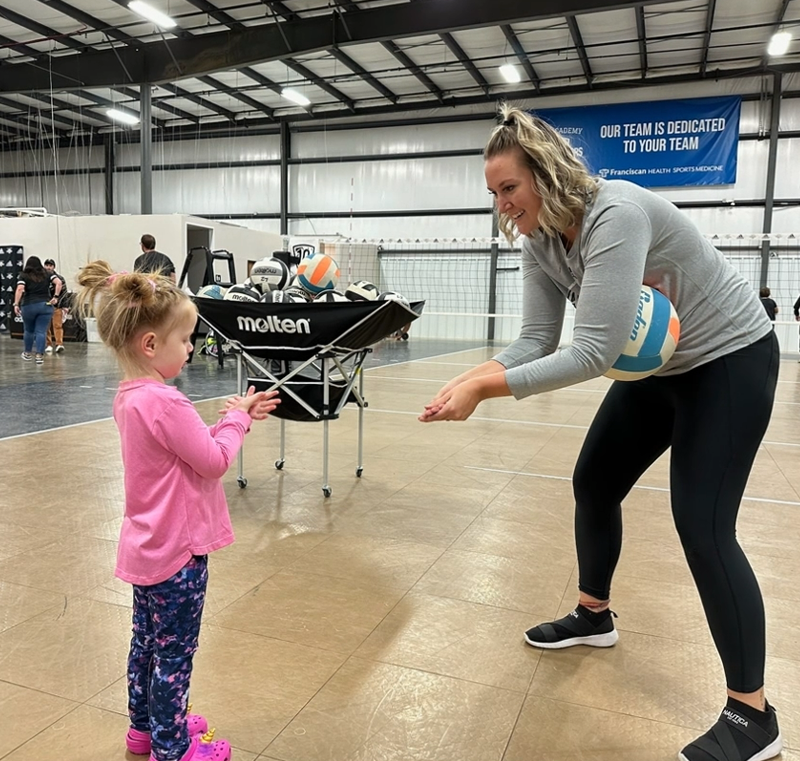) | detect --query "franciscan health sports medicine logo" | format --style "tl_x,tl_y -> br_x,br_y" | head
236,315 -> 311,334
